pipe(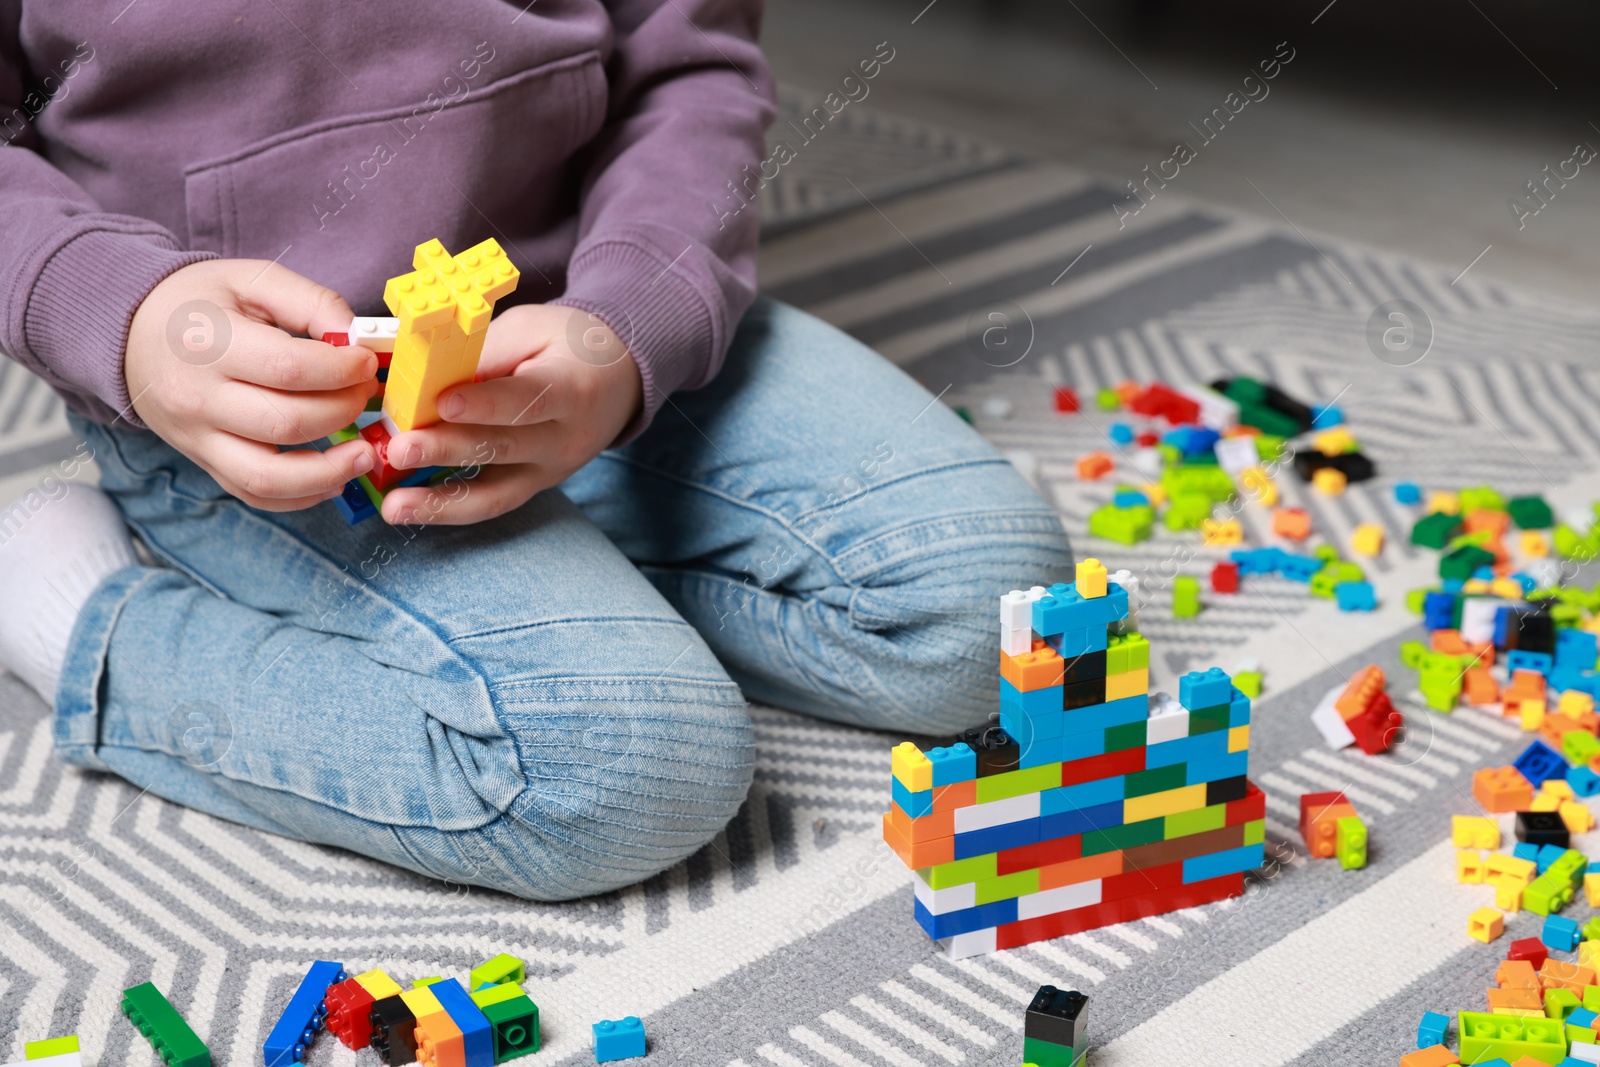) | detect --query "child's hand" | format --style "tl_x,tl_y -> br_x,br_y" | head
125,261 -> 379,511
381,303 -> 644,525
